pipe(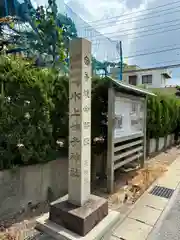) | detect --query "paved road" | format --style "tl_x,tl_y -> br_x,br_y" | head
147,184 -> 180,240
